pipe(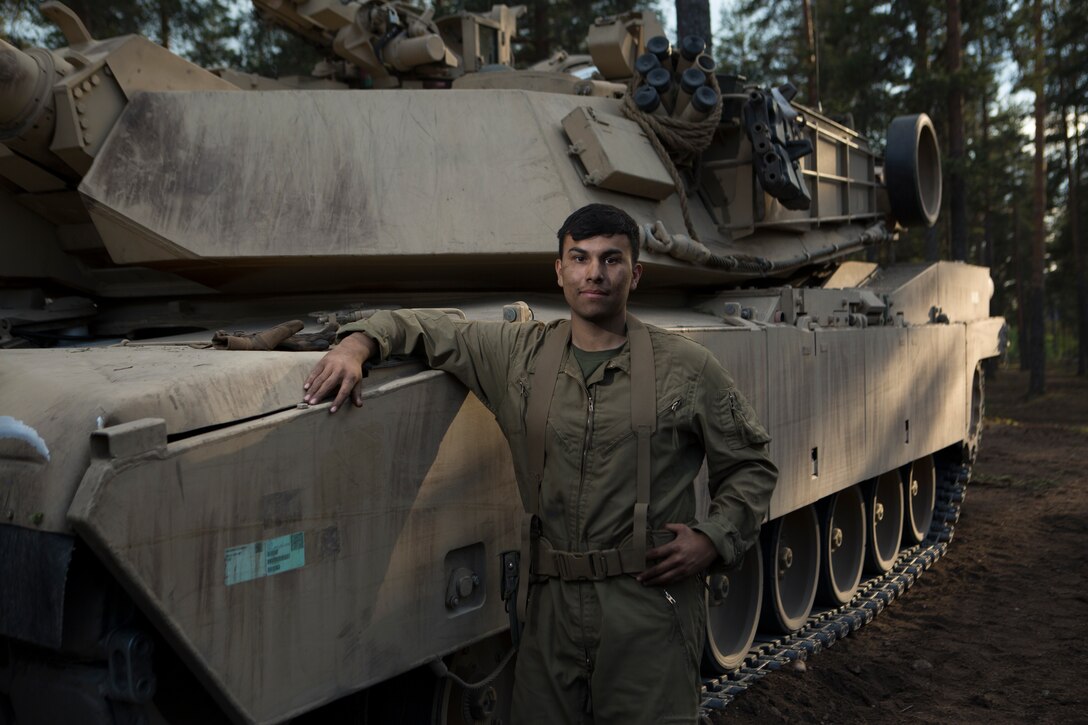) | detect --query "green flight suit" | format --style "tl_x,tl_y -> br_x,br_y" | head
339,309 -> 778,724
